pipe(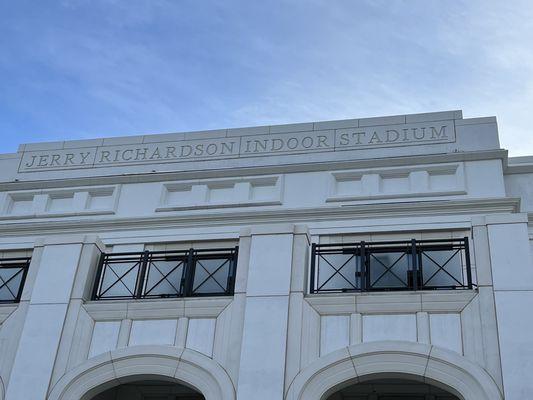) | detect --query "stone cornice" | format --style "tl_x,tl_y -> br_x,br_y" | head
0,197 -> 520,236
0,149 -> 507,191
504,157 -> 533,175
305,290 -> 477,314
